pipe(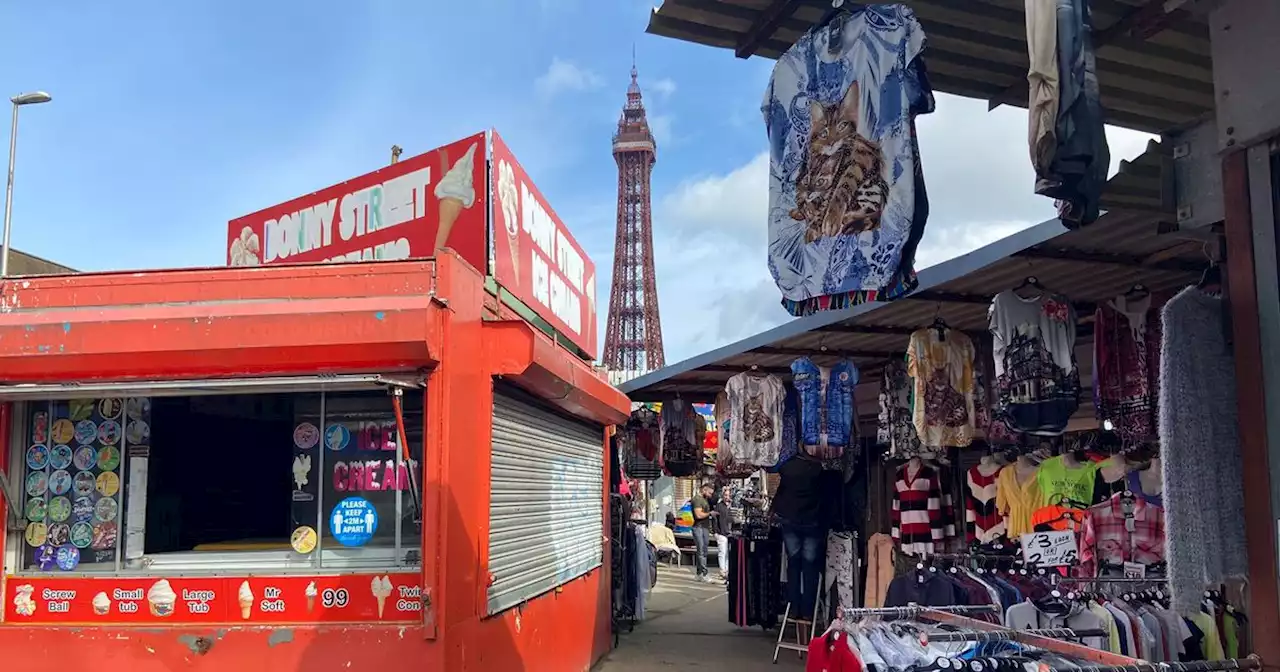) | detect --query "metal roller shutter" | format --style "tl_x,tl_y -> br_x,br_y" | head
487,388 -> 605,615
